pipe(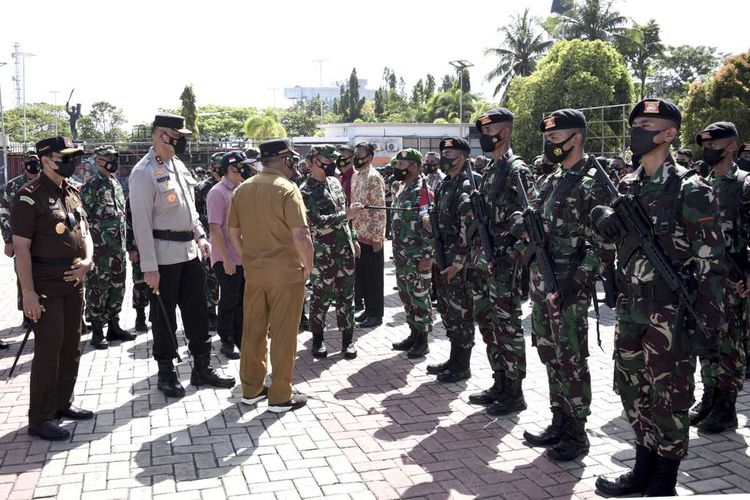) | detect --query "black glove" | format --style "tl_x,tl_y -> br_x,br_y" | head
591,205 -> 627,241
